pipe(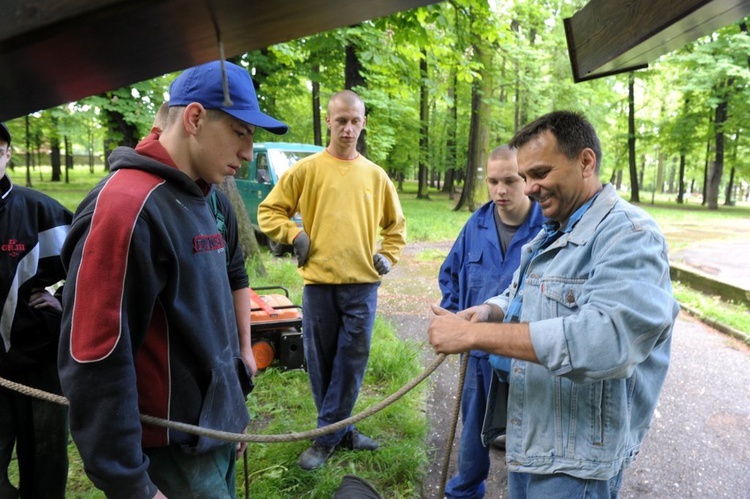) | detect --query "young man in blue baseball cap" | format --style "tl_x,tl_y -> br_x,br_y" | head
59,60 -> 288,499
